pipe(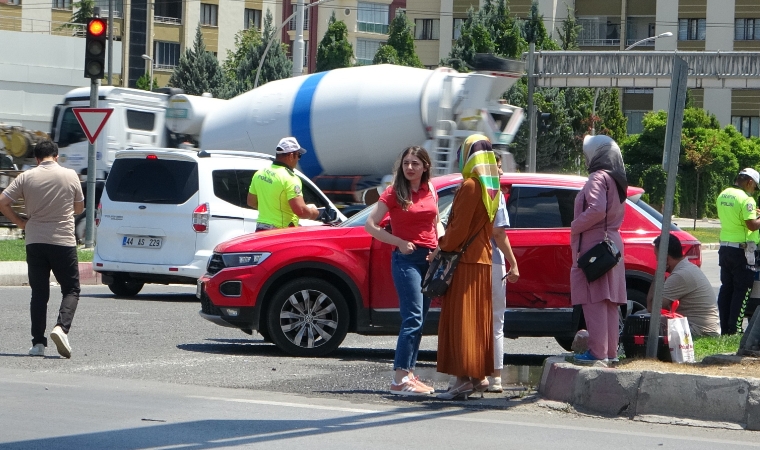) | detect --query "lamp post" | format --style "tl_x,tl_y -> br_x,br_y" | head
253,0 -> 336,89
591,31 -> 673,135
141,54 -> 154,91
